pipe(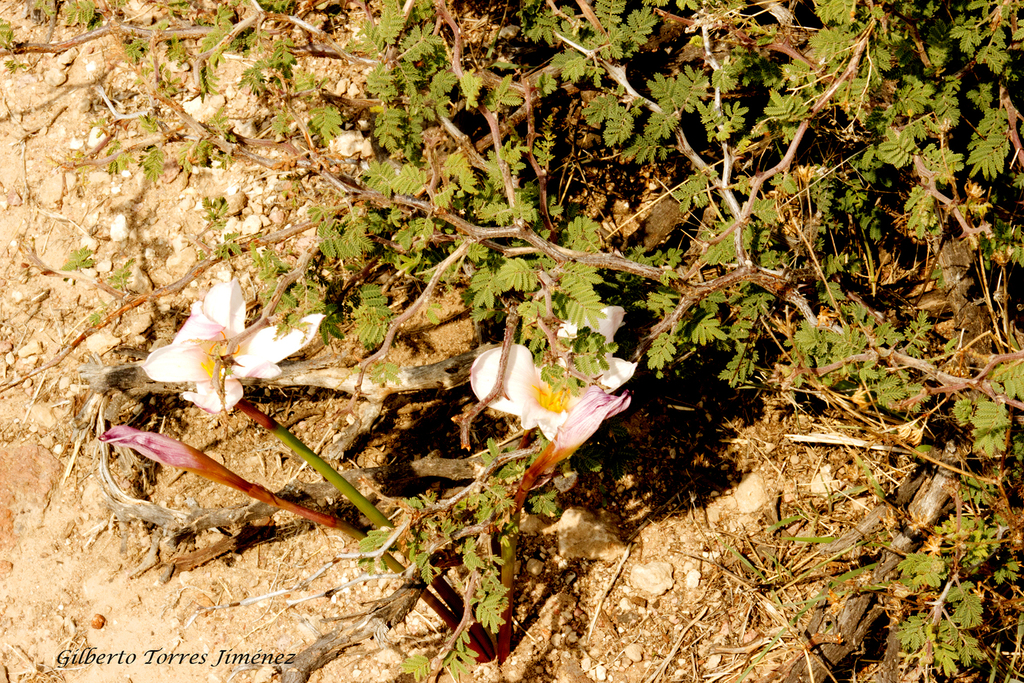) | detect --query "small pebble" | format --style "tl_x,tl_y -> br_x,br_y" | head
17,340 -> 43,358
110,214 -> 129,242
630,561 -> 675,597
87,127 -> 104,148
224,190 -> 247,216
595,664 -> 607,681
624,644 -> 643,662
44,68 -> 67,87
